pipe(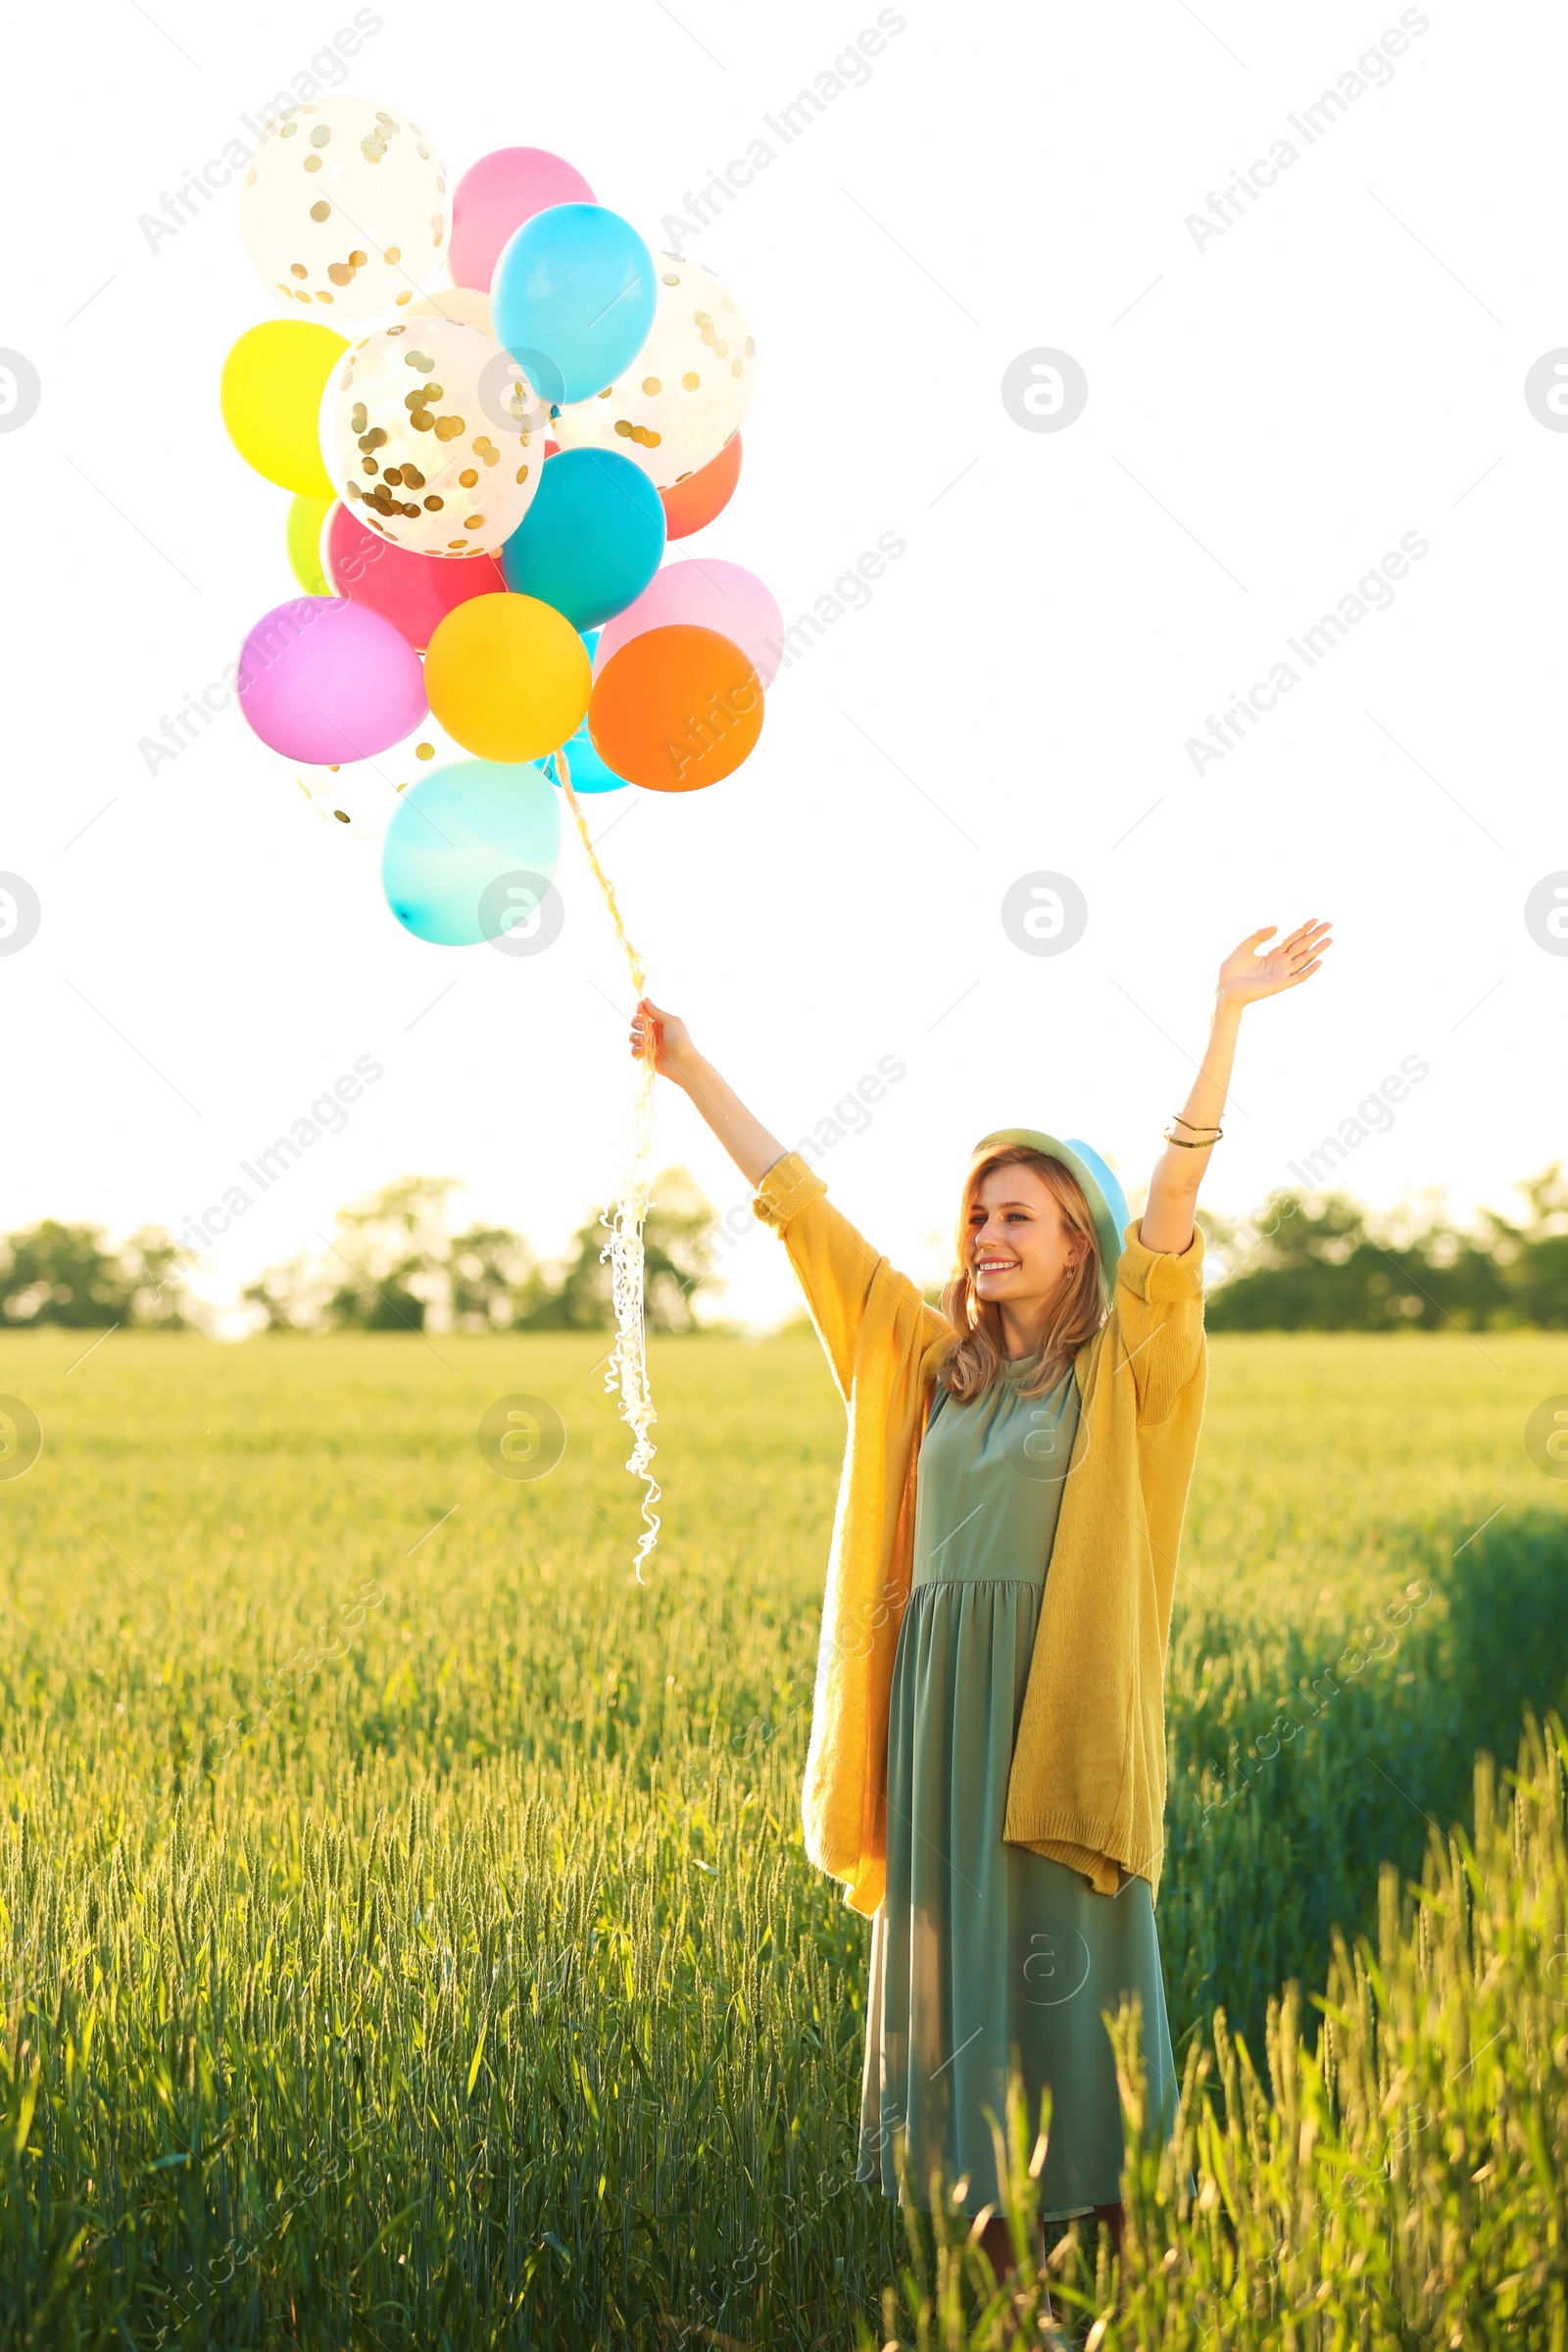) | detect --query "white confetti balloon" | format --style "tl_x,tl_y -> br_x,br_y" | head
319,318 -> 545,558
293,719 -> 462,840
408,286 -> 493,334
552,252 -> 756,492
240,96 -> 449,327
292,760 -> 385,841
